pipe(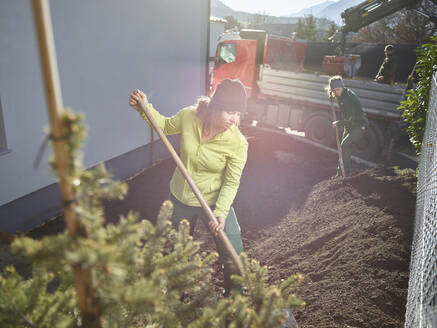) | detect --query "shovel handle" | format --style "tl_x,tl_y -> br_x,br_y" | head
137,99 -> 243,274
330,99 -> 346,177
